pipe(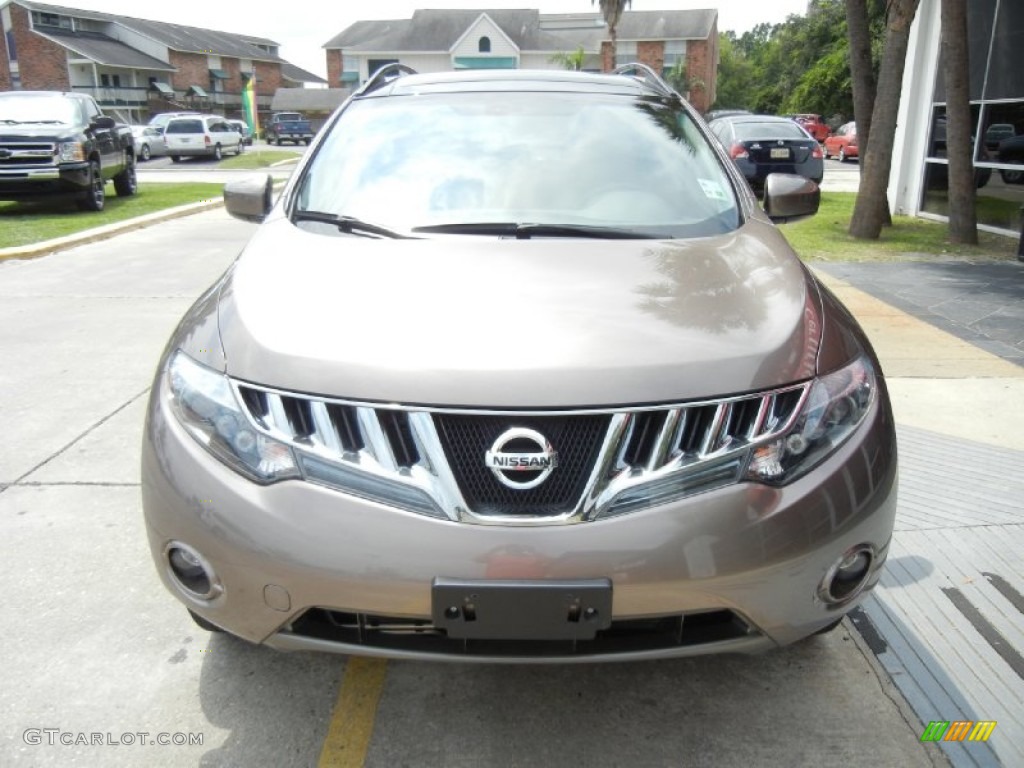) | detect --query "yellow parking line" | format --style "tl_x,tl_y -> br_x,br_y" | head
318,657 -> 388,768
